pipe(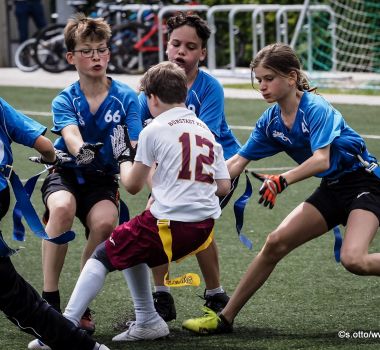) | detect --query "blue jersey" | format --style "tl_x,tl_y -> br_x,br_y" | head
139,69 -> 241,160
239,92 -> 377,180
0,98 -> 46,190
52,78 -> 142,175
